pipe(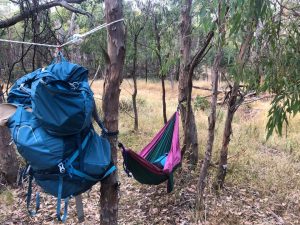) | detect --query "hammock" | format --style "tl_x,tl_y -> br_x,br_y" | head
119,111 -> 181,192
